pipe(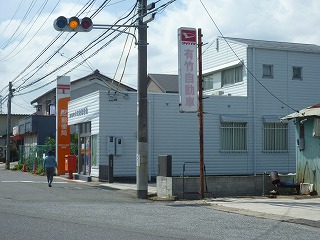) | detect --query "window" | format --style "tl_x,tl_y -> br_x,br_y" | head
220,122 -> 247,152
263,122 -> 288,152
203,74 -> 213,90
262,64 -> 273,78
292,66 -> 302,80
221,66 -> 243,87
